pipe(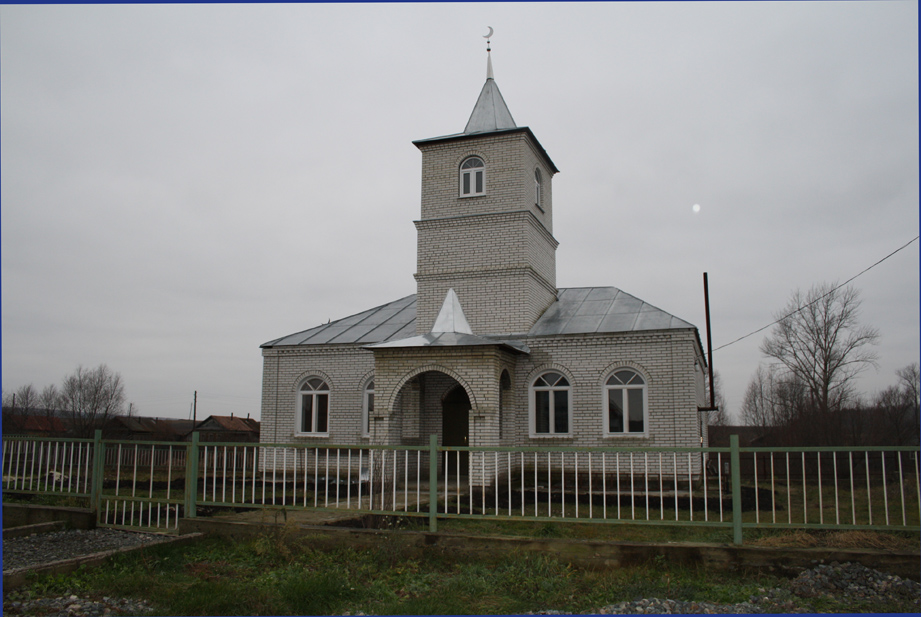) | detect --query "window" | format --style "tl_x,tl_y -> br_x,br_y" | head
362,380 -> 374,437
534,168 -> 542,209
499,370 -> 511,440
605,369 -> 646,435
460,157 -> 485,196
531,371 -> 570,436
298,377 -> 329,434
